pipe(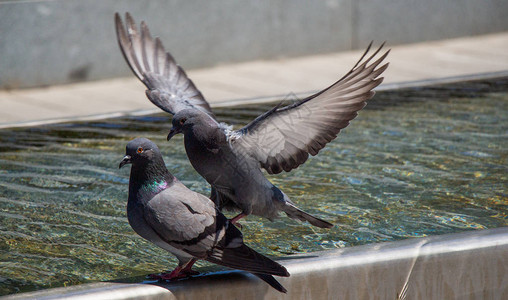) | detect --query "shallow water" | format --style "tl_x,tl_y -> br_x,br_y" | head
0,78 -> 507,295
